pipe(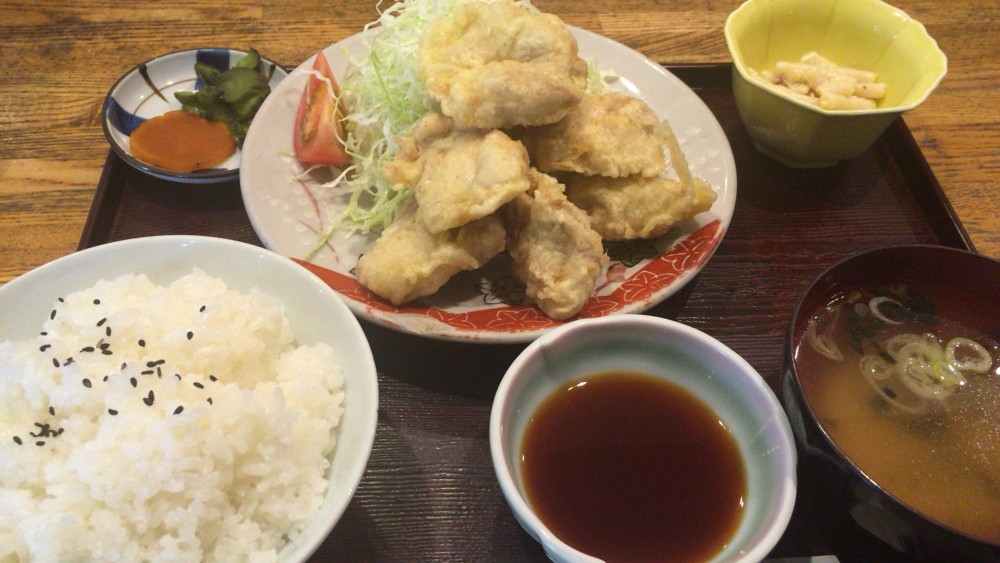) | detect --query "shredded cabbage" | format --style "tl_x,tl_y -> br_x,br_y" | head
333,0 -> 464,234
